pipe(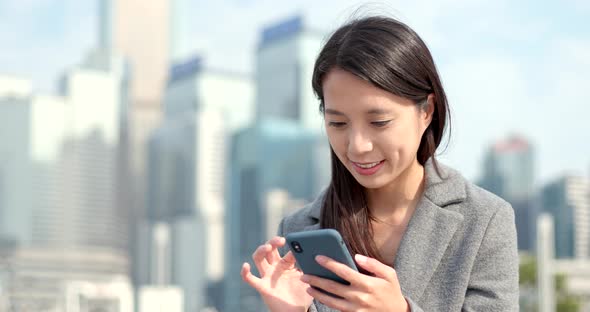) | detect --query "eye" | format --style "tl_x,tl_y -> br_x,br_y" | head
328,121 -> 347,128
371,120 -> 391,127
